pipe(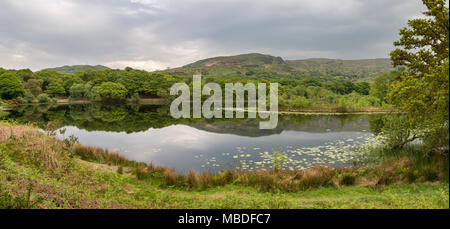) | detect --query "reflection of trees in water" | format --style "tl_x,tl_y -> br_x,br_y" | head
6,104 -> 386,136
